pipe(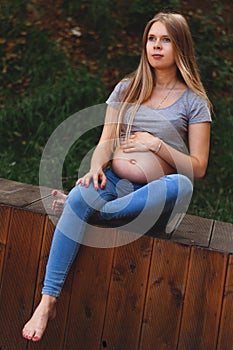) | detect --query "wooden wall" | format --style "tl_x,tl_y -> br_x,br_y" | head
0,178 -> 233,349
